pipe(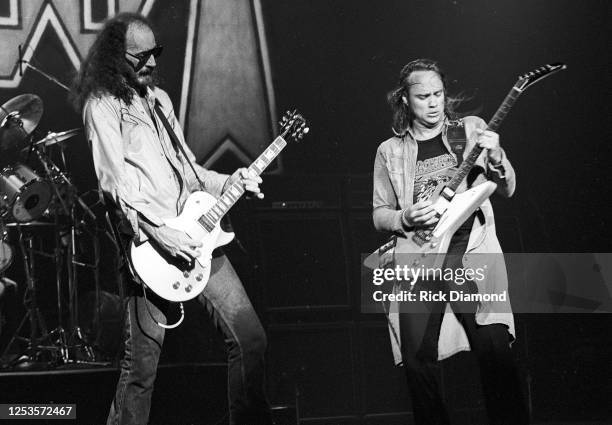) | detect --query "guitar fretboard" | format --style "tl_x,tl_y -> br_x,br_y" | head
198,136 -> 288,231
446,87 -> 521,192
